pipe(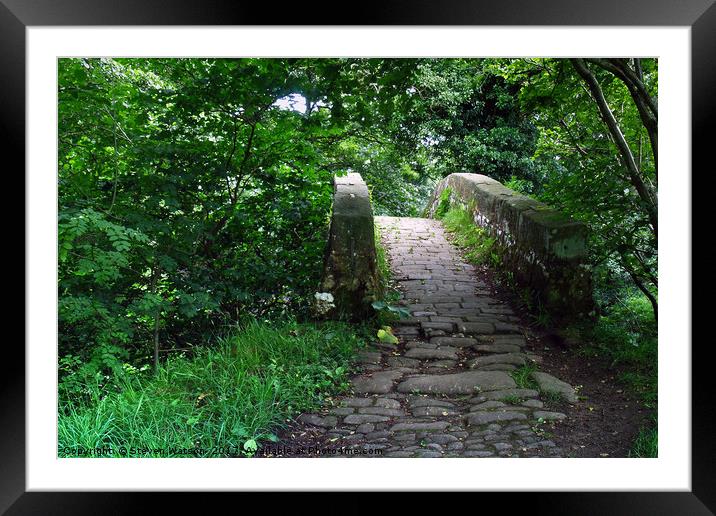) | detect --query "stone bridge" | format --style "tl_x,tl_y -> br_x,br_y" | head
320,172 -> 592,322
288,172 -> 593,457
